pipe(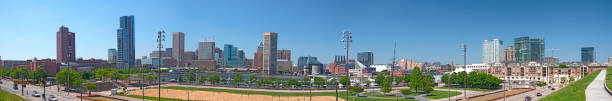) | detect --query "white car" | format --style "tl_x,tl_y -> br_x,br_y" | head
47,95 -> 58,101
31,91 -> 40,97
